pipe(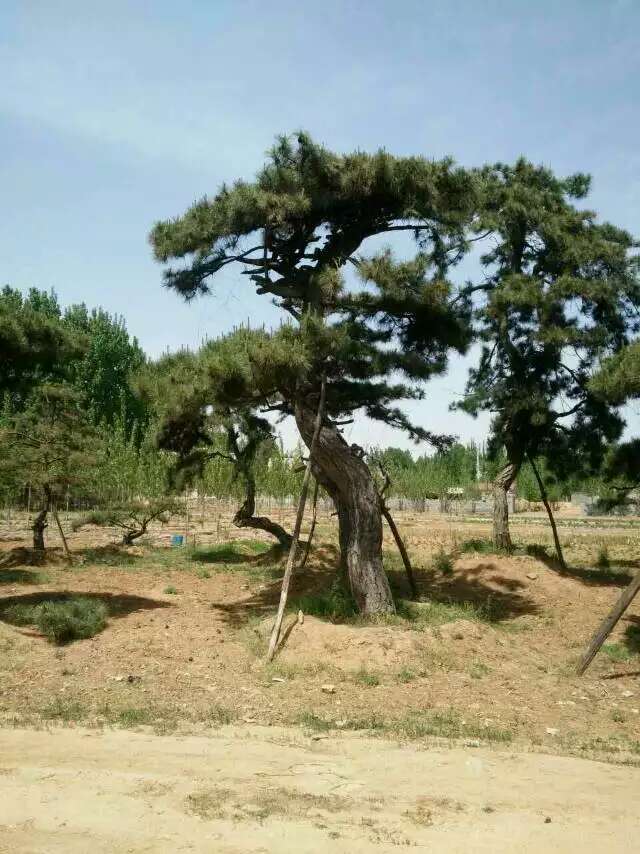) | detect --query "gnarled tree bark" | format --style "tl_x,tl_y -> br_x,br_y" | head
493,461 -> 519,551
32,485 -> 51,553
232,473 -> 292,548
295,403 -> 395,615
